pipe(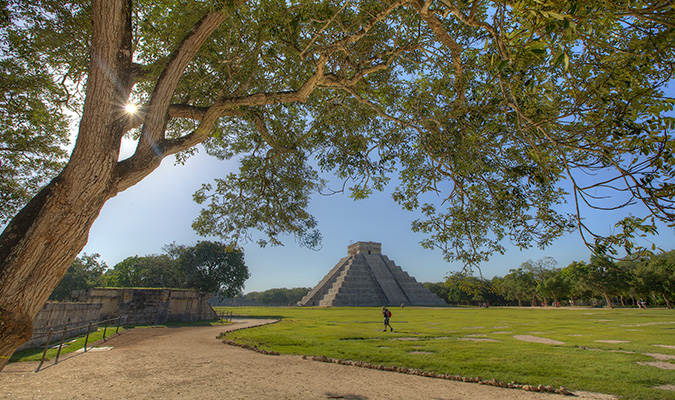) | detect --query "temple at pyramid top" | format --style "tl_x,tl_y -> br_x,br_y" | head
348,241 -> 381,255
297,242 -> 445,307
